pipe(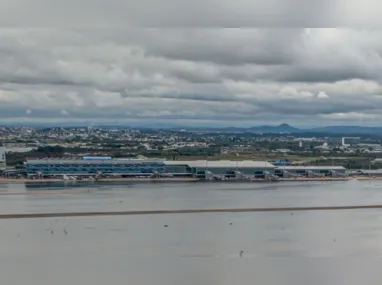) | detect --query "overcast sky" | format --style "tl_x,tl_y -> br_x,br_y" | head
1,0 -> 382,127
